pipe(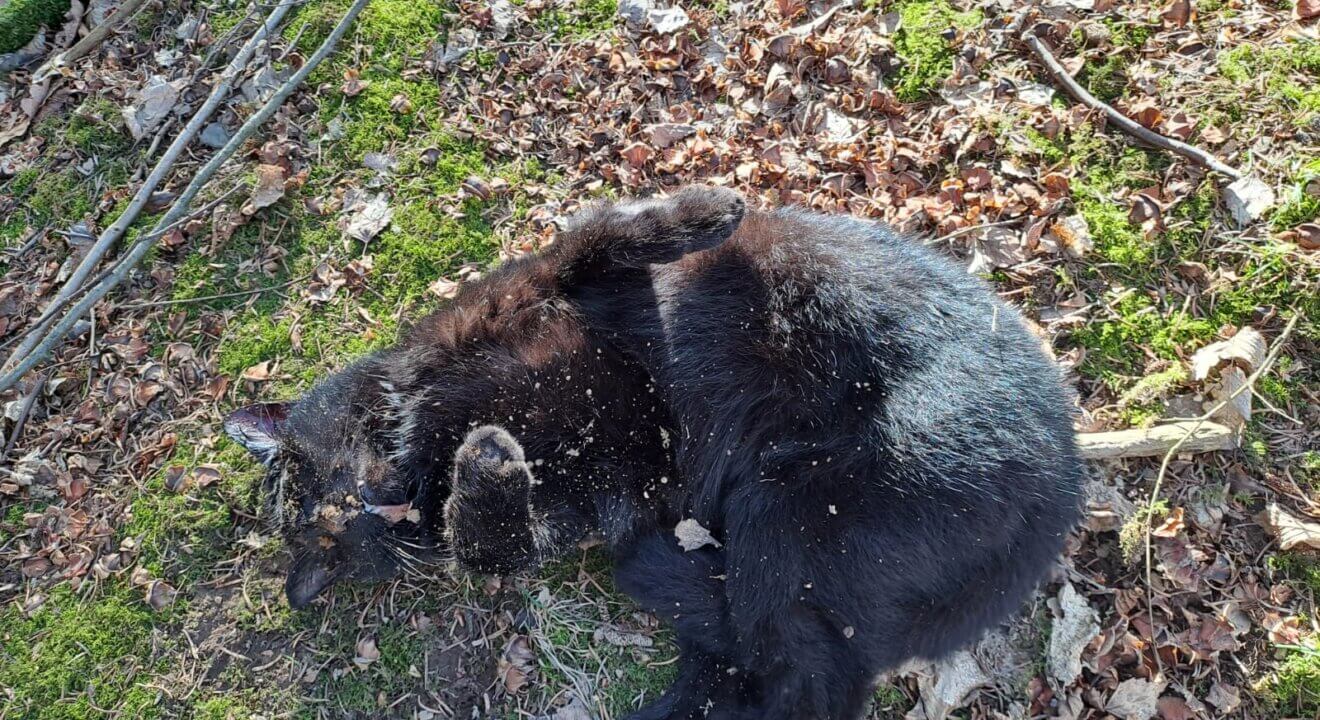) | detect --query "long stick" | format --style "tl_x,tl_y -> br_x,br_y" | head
1075,421 -> 1237,460
0,0 -> 372,394
1021,33 -> 1243,180
5,1 -> 294,371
